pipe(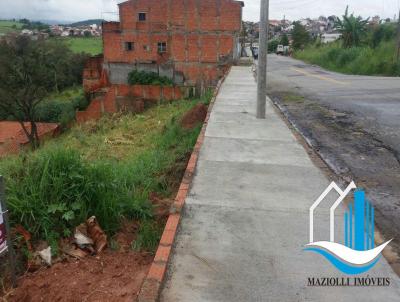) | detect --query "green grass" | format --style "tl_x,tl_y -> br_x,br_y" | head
281,93 -> 305,103
294,40 -> 400,76
132,220 -> 163,253
60,37 -> 103,55
45,86 -> 84,101
0,20 -> 22,34
57,100 -> 200,161
0,96 -> 210,253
